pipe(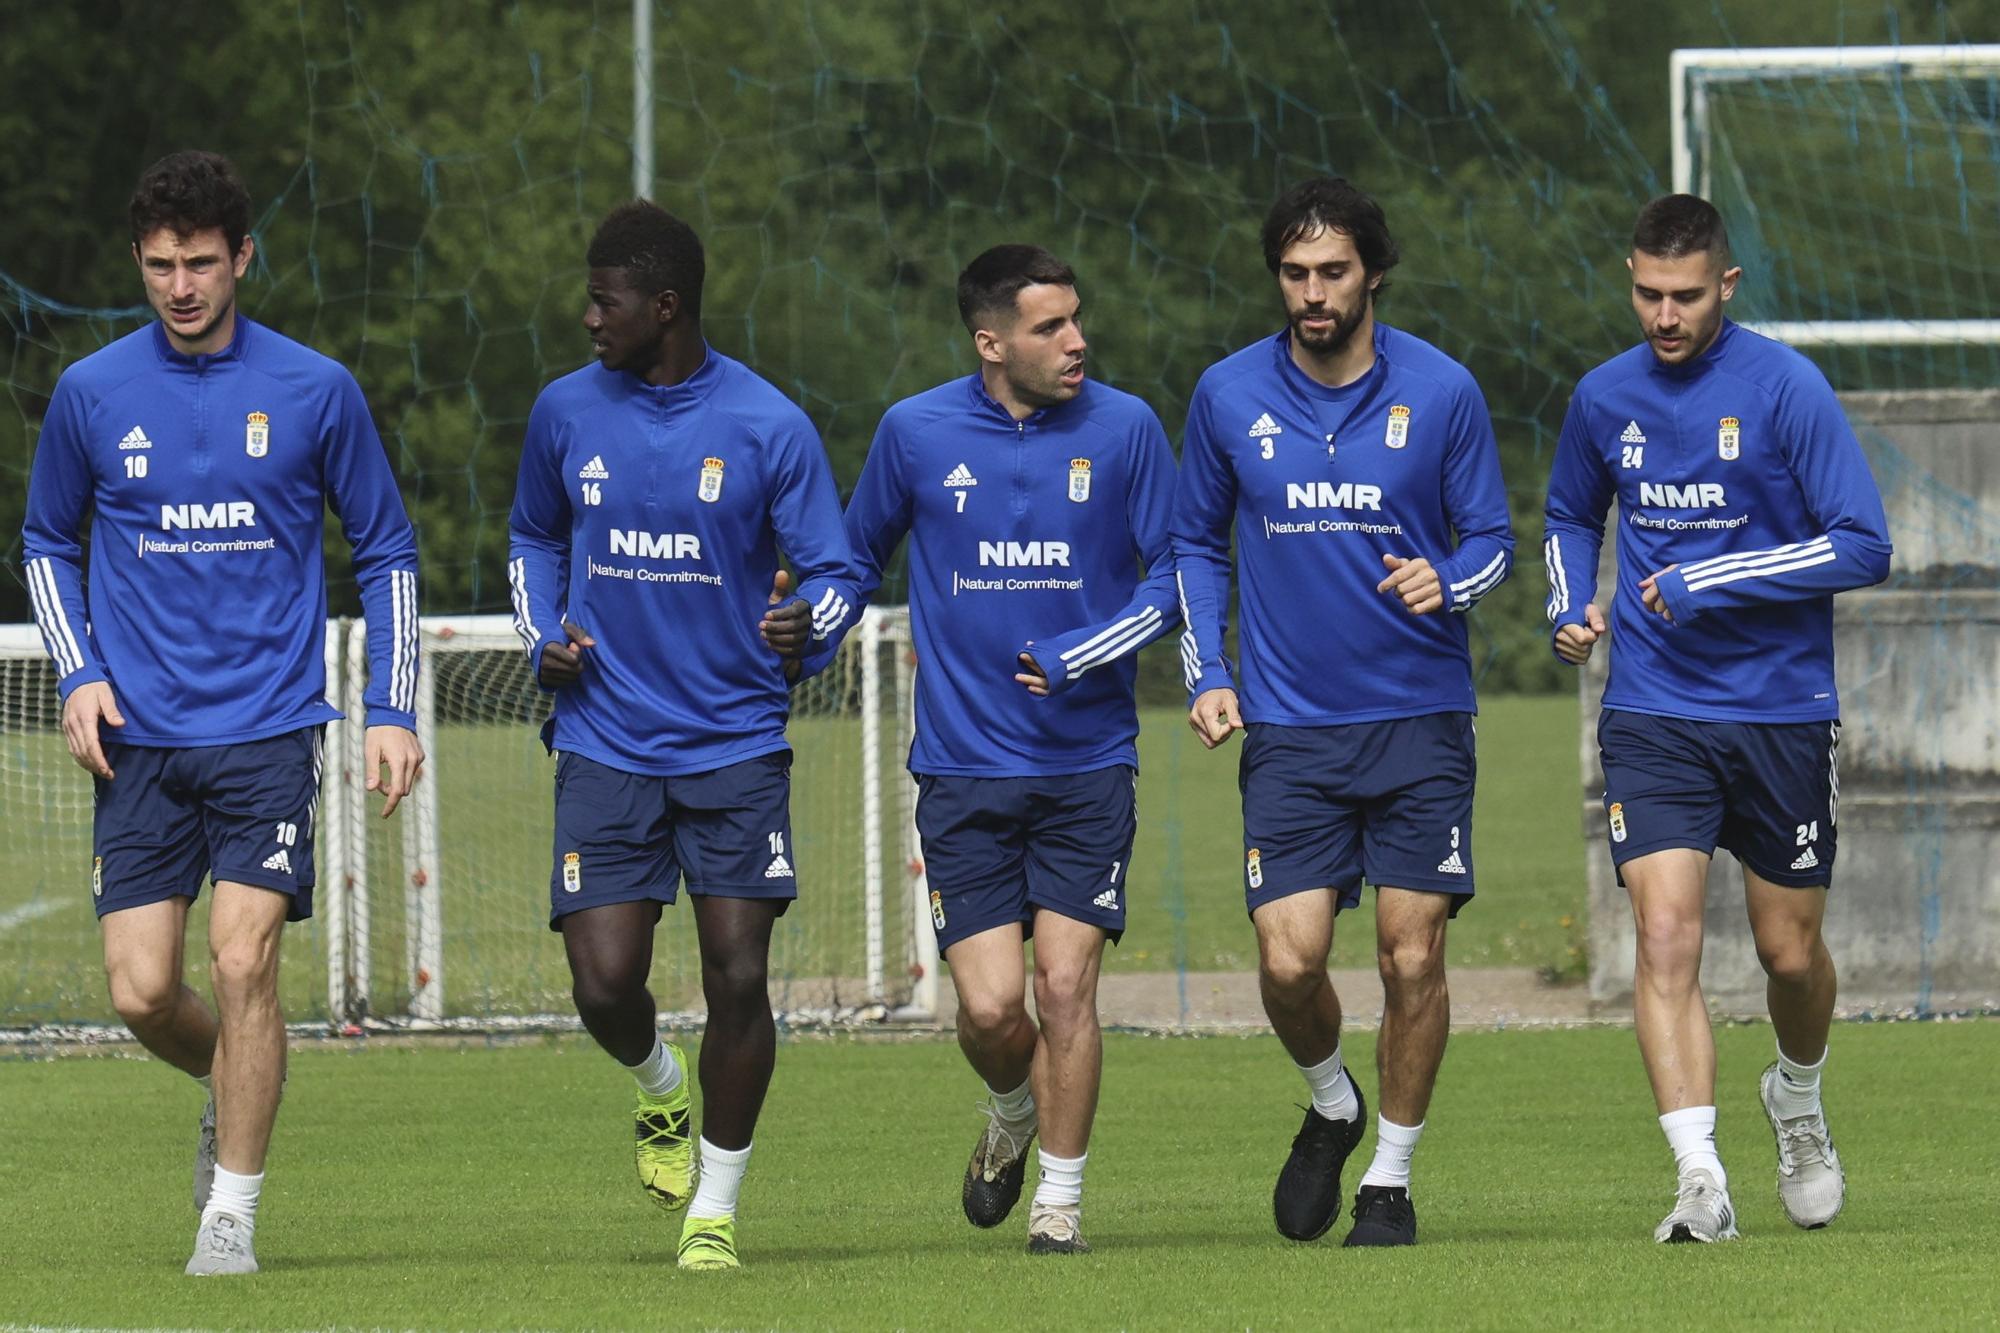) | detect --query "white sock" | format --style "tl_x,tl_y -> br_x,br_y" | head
202,1165 -> 263,1231
1033,1149 -> 1086,1209
1297,1045 -> 1360,1123
1660,1106 -> 1726,1187
1358,1117 -> 1425,1191
688,1138 -> 751,1219
989,1077 -> 1036,1124
1771,1044 -> 1825,1120
625,1037 -> 683,1099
